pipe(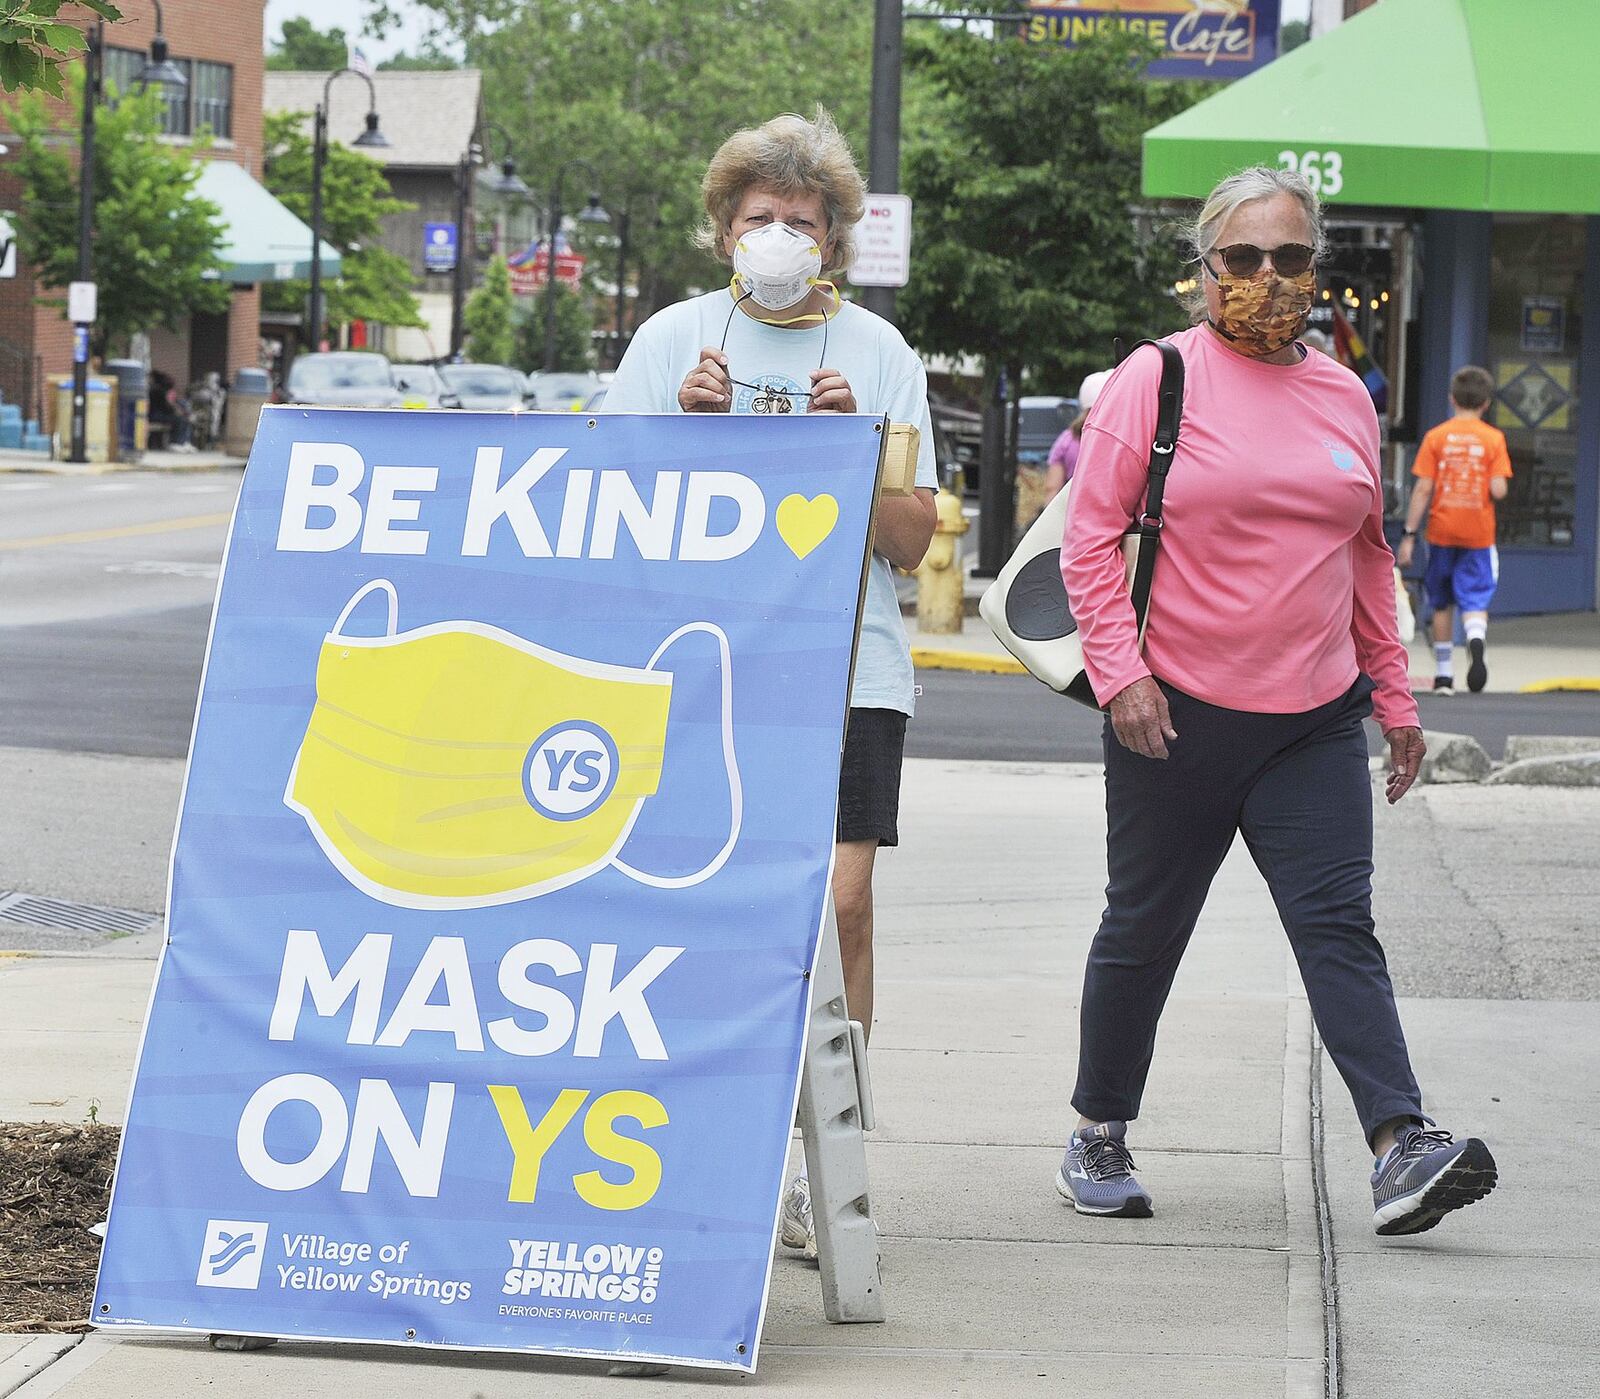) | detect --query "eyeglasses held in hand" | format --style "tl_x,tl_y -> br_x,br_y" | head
717,287 -> 832,413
